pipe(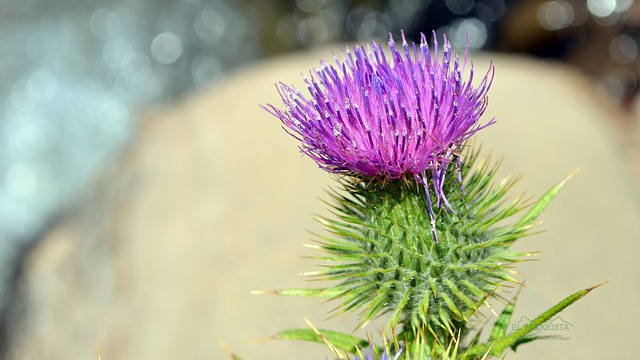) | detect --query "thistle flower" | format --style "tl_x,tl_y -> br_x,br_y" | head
264,32 -> 494,240
261,30 -> 598,360
356,344 -> 403,360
